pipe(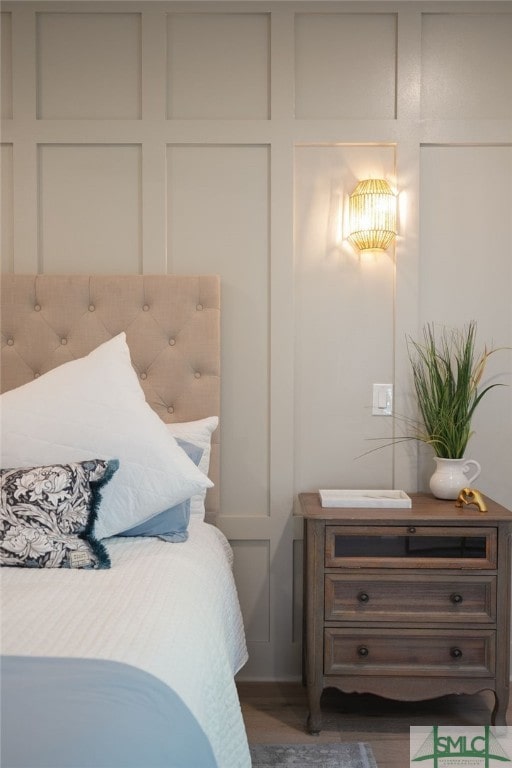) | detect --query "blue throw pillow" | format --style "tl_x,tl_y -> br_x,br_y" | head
118,439 -> 203,542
